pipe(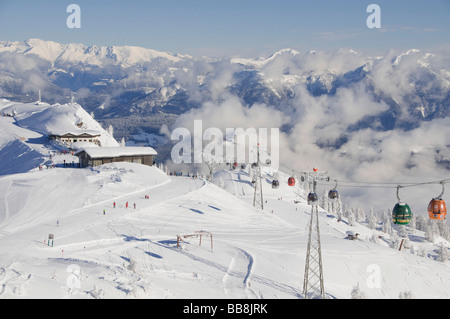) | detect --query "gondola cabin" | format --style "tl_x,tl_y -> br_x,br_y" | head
328,189 -> 339,200
428,199 -> 447,220
288,177 -> 295,186
392,202 -> 412,225
307,192 -> 318,205
272,180 -> 280,189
